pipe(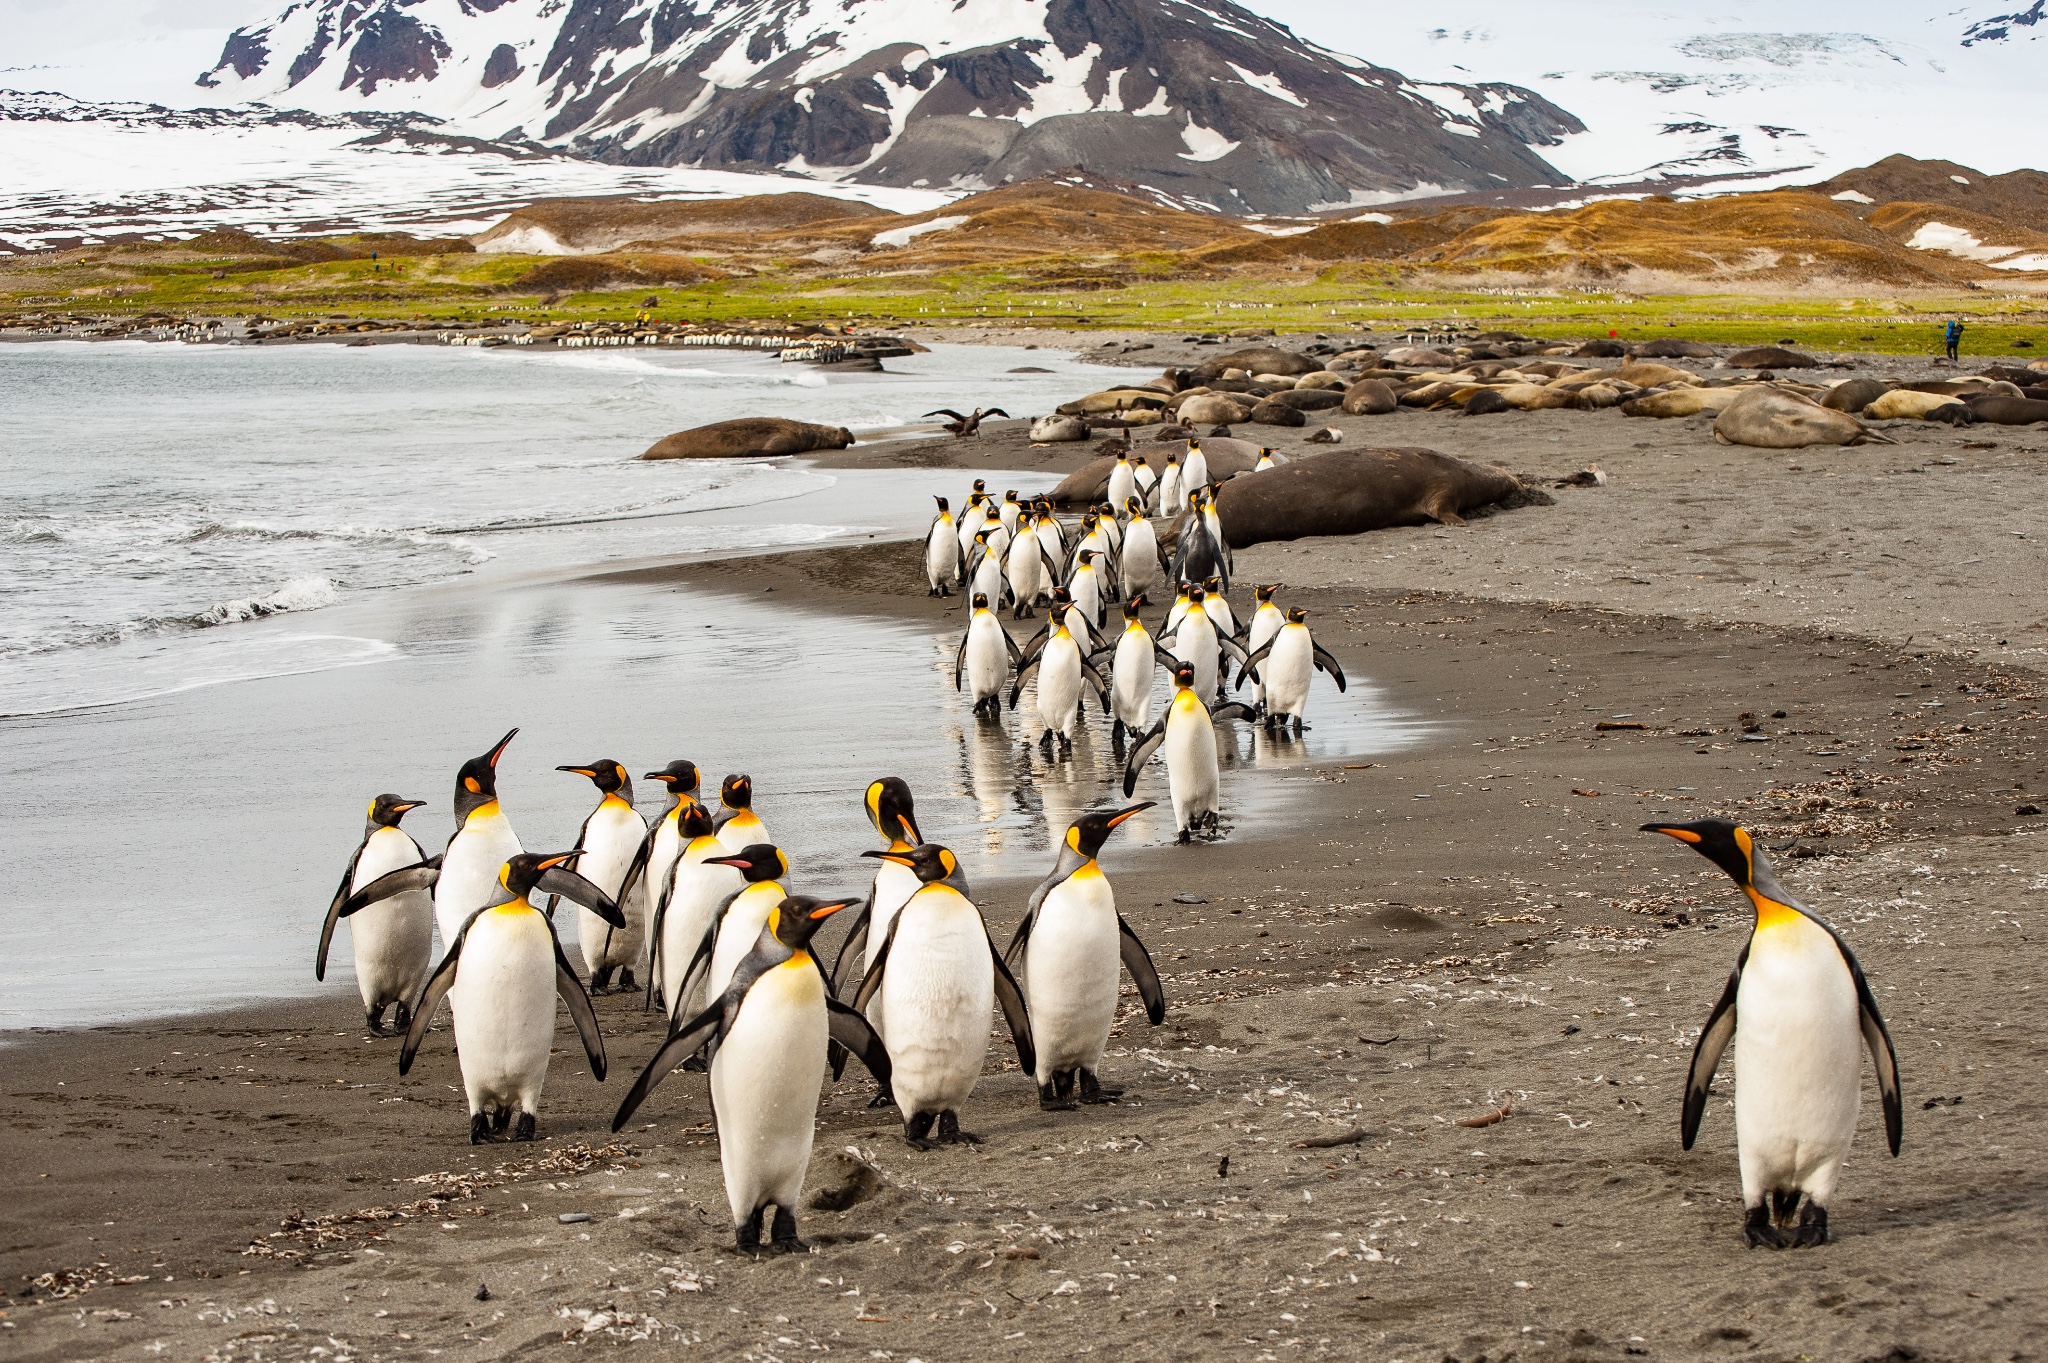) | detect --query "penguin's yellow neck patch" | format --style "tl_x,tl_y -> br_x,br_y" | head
465,799 -> 502,825
601,793 -> 632,811
490,901 -> 532,918
781,949 -> 812,971
1070,861 -> 1104,881
1745,887 -> 1804,932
